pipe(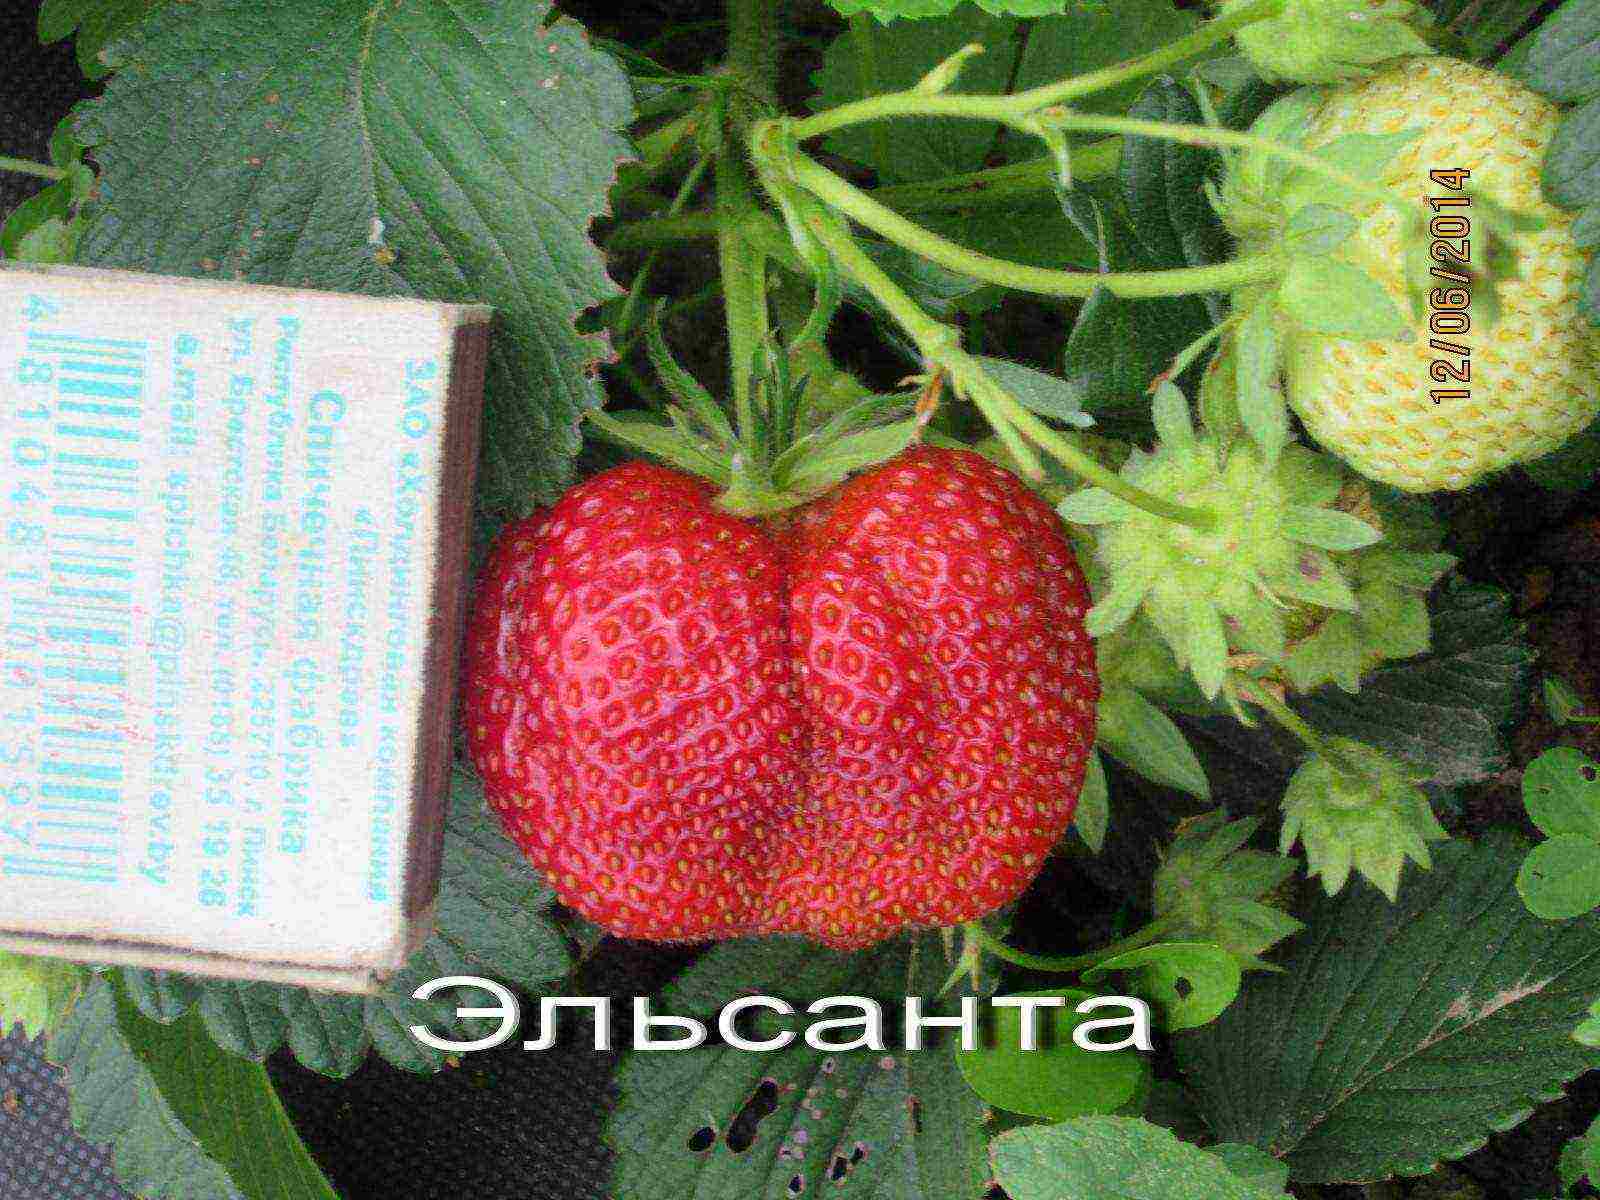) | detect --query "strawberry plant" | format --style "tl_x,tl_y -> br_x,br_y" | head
4,0 -> 1600,1197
